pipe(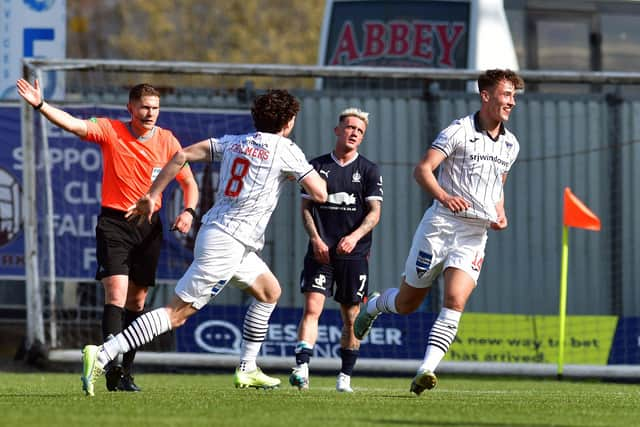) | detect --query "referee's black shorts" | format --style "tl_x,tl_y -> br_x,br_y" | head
299,255 -> 369,305
95,207 -> 162,287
